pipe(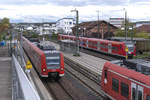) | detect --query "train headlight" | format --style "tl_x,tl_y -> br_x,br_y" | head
43,68 -> 46,72
104,78 -> 107,84
60,68 -> 64,71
